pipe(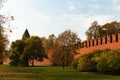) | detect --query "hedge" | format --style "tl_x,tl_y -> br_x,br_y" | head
72,49 -> 120,74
